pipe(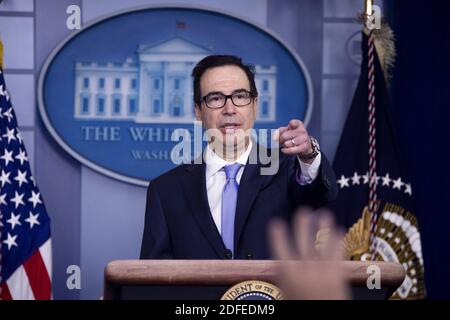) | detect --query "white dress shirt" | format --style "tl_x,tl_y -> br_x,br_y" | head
204,140 -> 322,234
